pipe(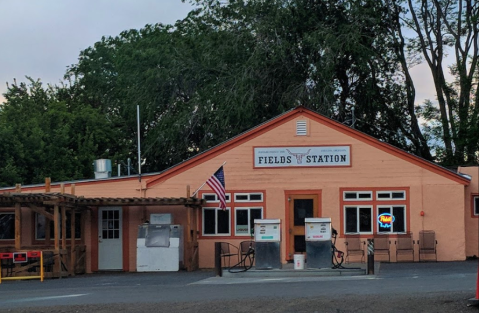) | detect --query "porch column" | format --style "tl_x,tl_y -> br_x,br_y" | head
14,203 -> 21,250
